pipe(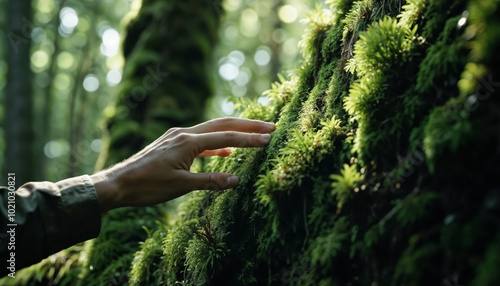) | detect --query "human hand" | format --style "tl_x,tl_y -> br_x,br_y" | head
90,118 -> 275,212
